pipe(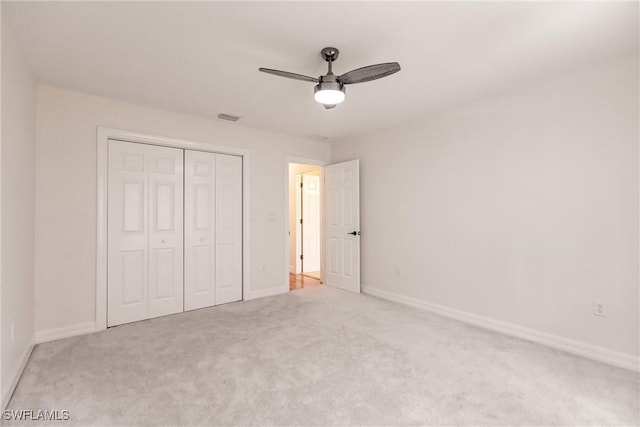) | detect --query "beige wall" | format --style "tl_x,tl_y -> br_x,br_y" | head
35,86 -> 330,335
1,17 -> 37,404
331,53 -> 639,358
